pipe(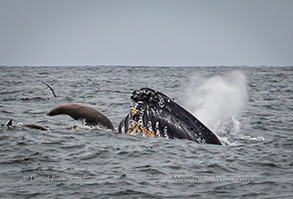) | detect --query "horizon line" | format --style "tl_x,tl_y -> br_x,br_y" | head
0,64 -> 292,67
